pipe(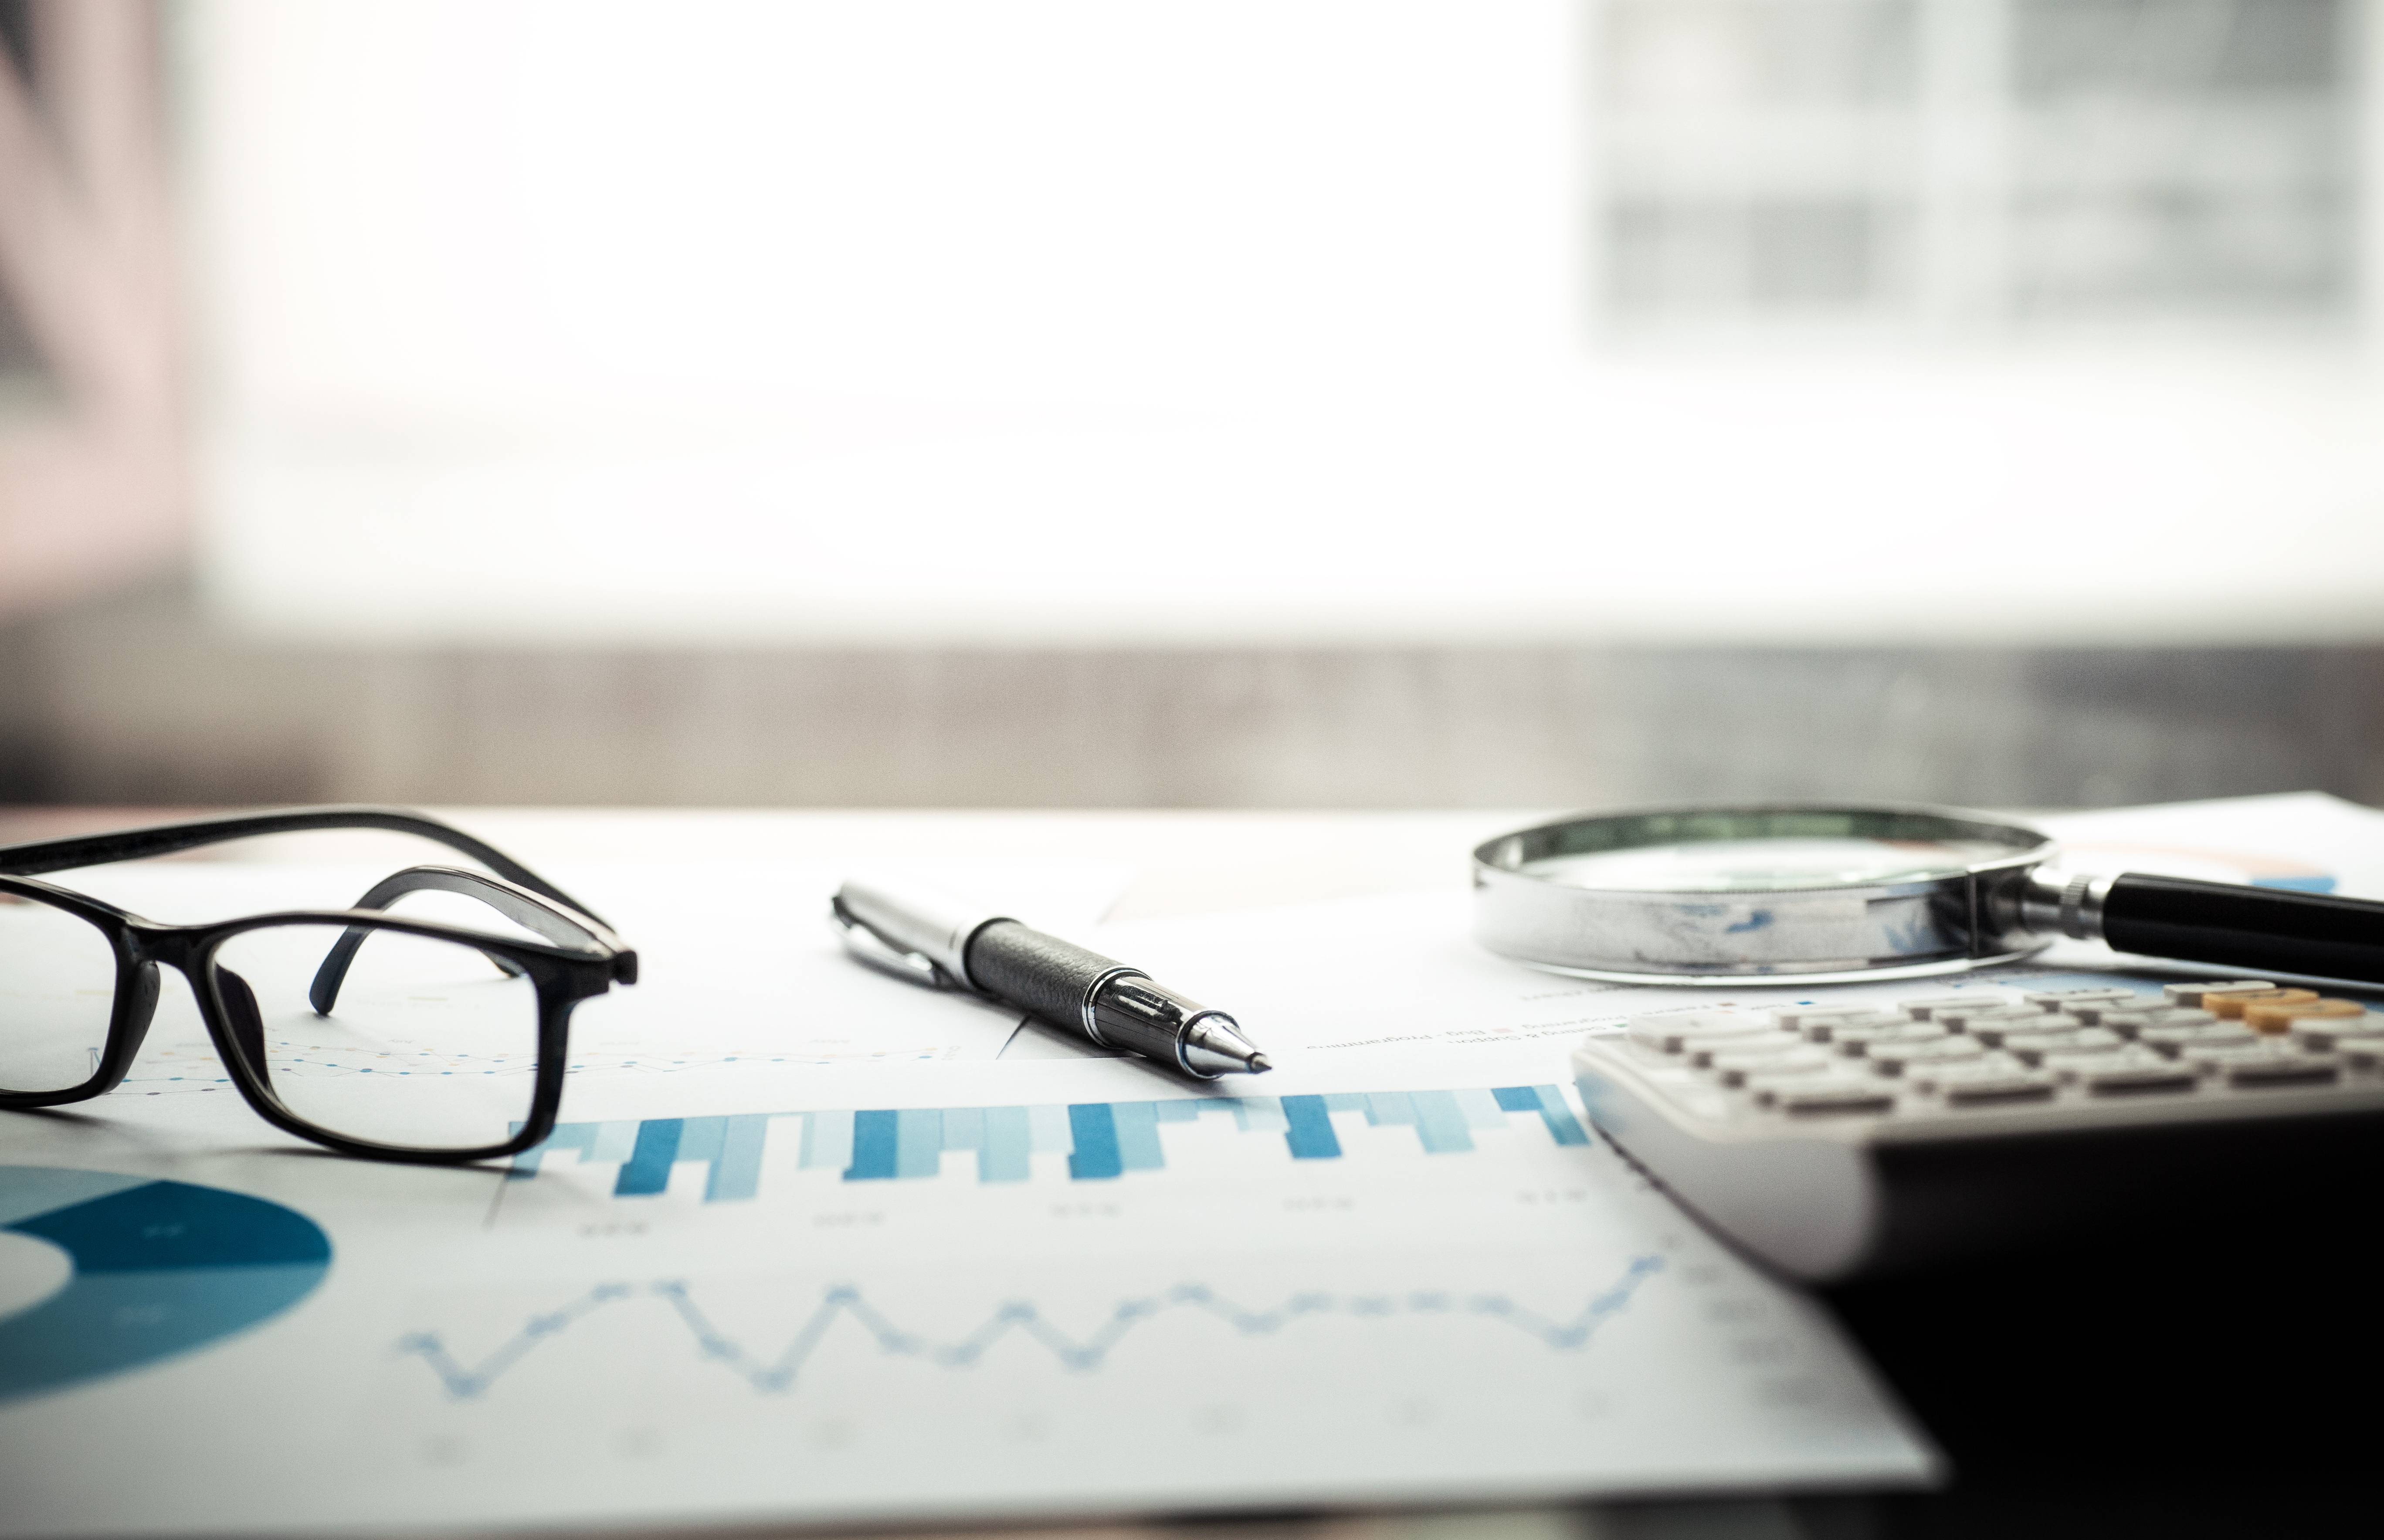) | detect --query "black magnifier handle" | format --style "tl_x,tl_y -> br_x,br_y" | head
2089,873 -> 2384,987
